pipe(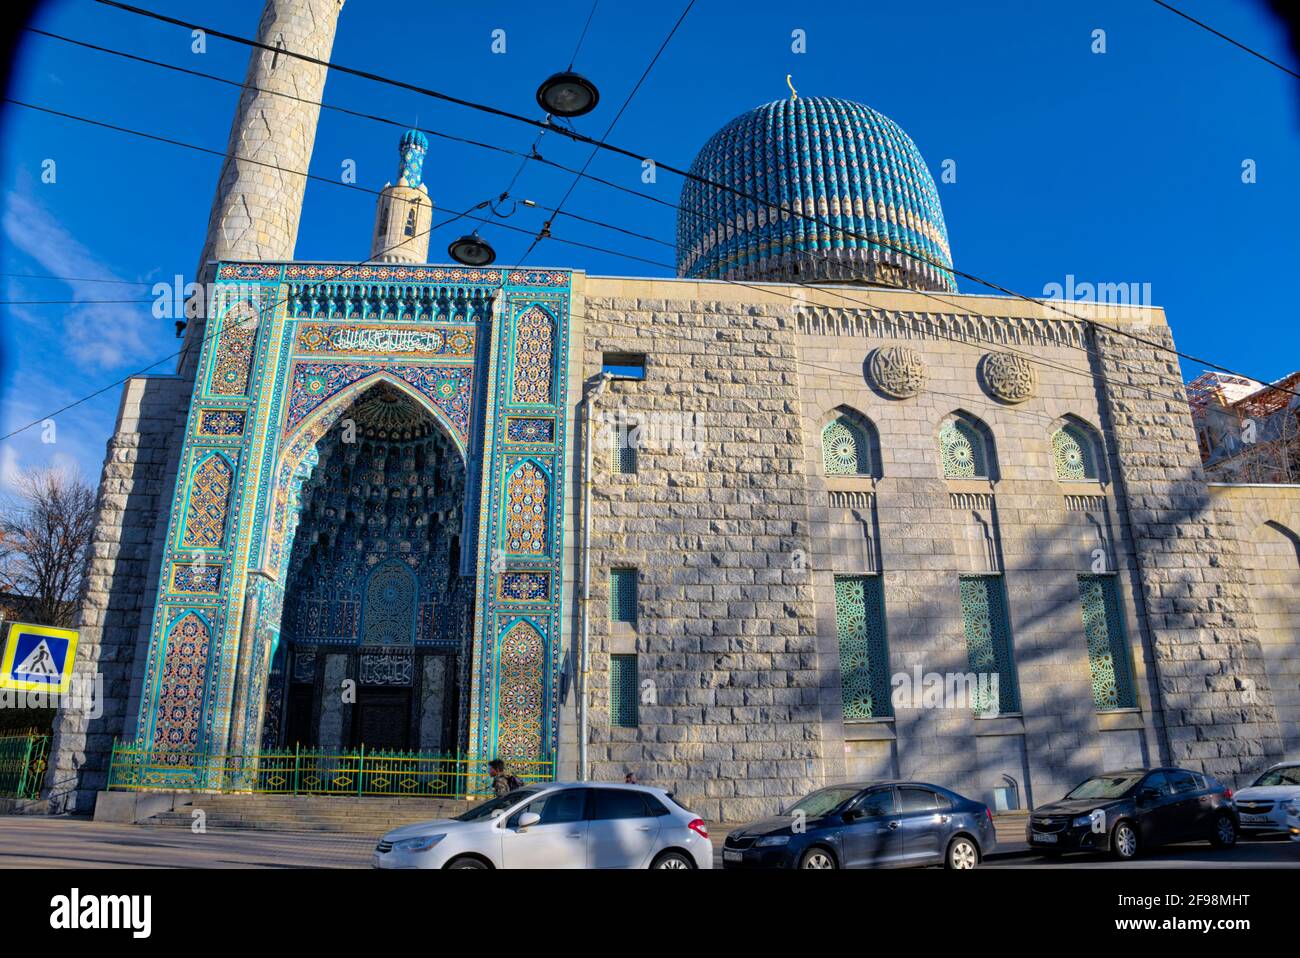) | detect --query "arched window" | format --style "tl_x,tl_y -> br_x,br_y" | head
404,207 -> 417,237
377,201 -> 389,235
939,415 -> 993,479
1052,420 -> 1102,481
821,415 -> 872,476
